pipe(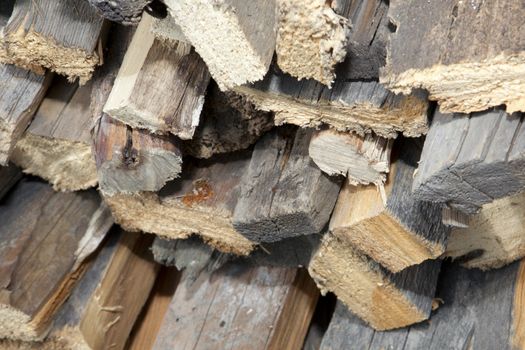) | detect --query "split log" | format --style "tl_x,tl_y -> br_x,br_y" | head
0,178 -> 113,341
104,151 -> 256,255
309,129 -> 392,185
86,0 -> 151,25
0,0 -> 104,83
151,14 -> 187,44
413,108 -> 525,214
0,163 -> 21,200
446,192 -> 525,270
103,14 -> 210,139
309,232 -> 441,330
233,128 -> 342,243
11,78 -> 97,191
329,139 -> 449,272
0,64 -> 51,165
164,0 -> 278,90
321,261 -> 525,350
381,0 -> 525,114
